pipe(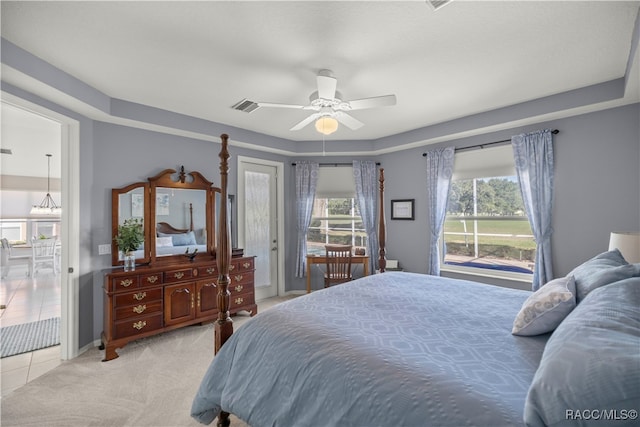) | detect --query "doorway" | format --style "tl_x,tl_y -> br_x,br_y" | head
1,93 -> 80,363
237,157 -> 284,300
